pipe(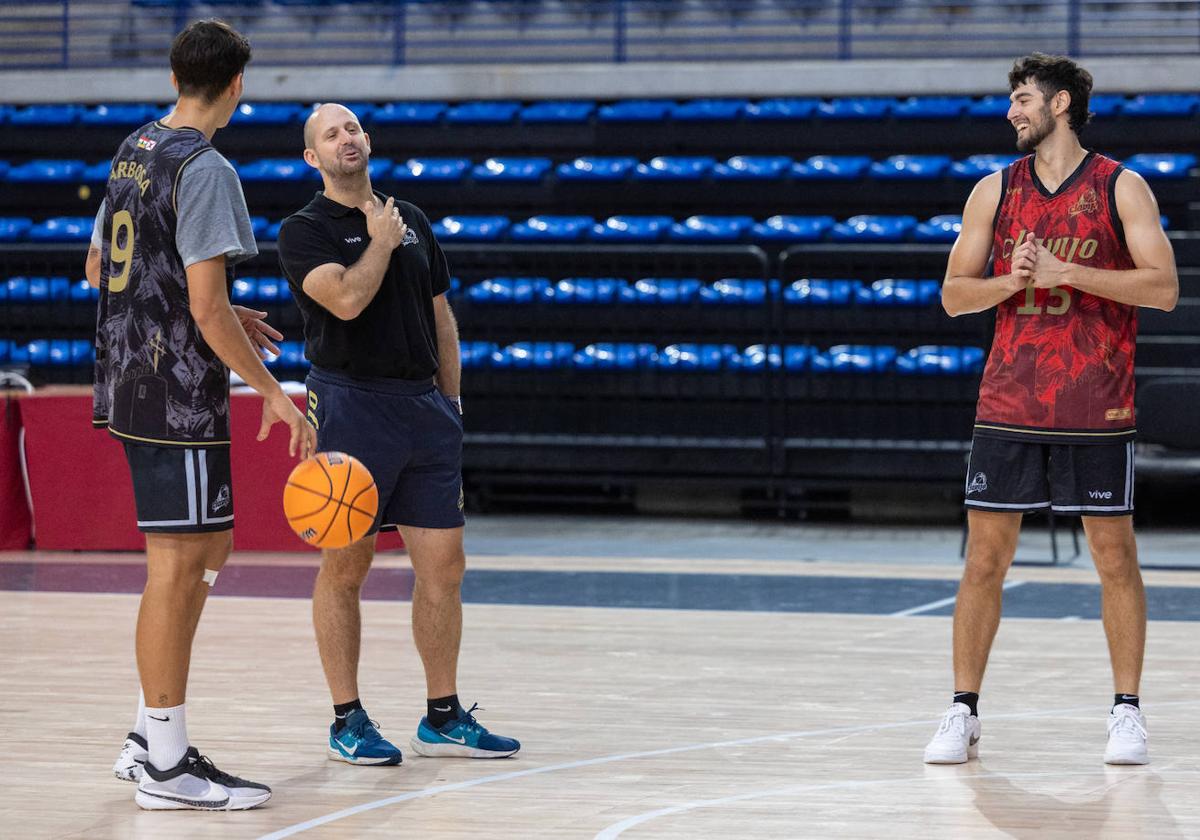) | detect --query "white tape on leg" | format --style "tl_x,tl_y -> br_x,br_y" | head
202,569 -> 219,587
